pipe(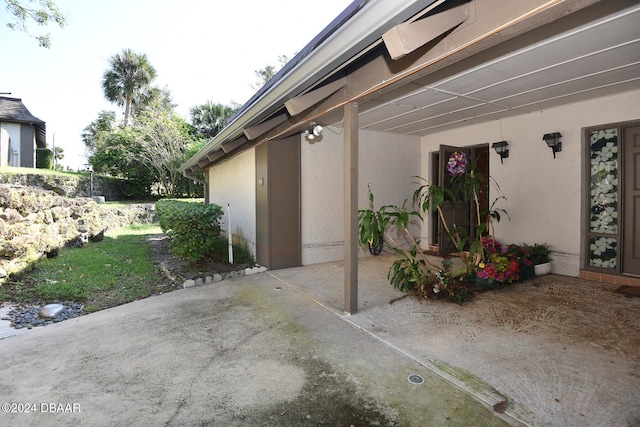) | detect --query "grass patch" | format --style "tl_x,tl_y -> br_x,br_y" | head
0,223 -> 179,313
103,200 -> 159,208
0,166 -> 86,178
